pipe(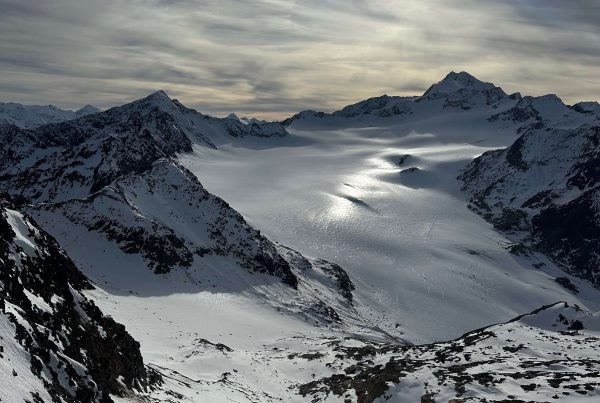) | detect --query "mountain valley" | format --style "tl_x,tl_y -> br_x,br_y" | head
1,72 -> 600,402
